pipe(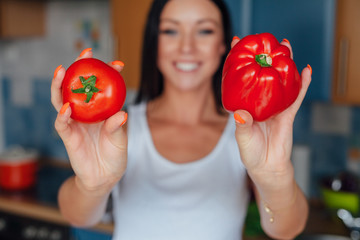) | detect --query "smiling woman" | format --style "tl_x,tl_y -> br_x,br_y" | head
135,0 -> 233,113
156,0 -> 226,92
53,0 -> 310,239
